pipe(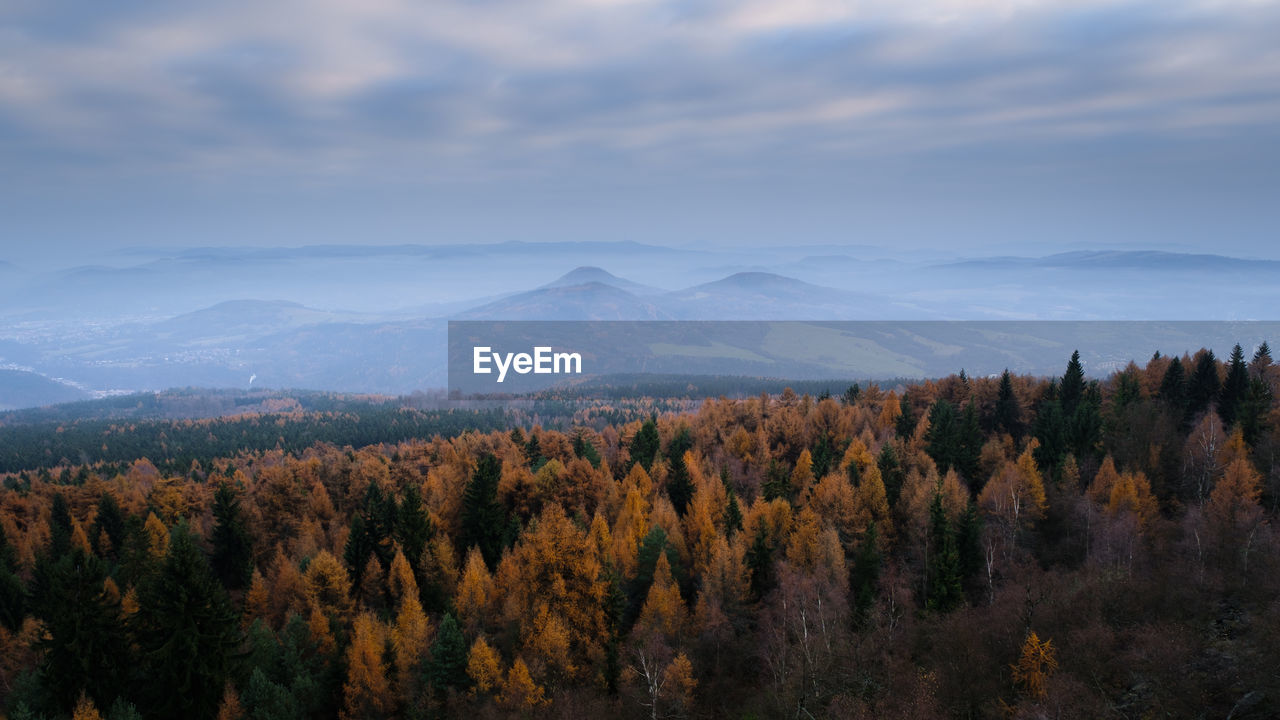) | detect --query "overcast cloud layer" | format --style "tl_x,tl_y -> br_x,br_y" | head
2,0 -> 1278,262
